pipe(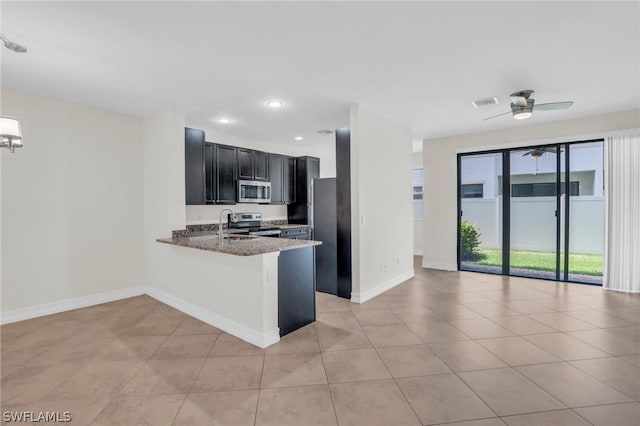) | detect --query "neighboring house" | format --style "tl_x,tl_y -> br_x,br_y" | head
460,142 -> 604,254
